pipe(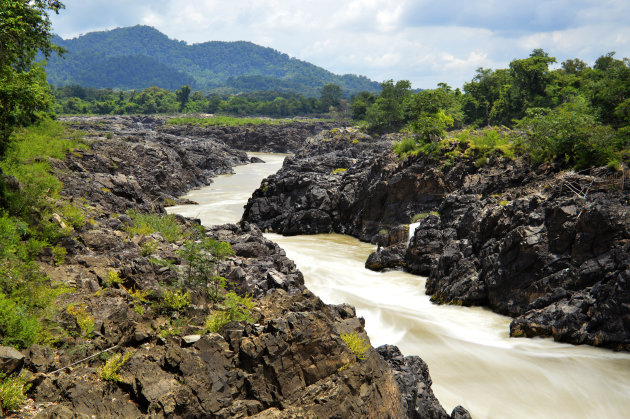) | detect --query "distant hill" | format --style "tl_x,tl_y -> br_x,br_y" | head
46,25 -> 380,96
